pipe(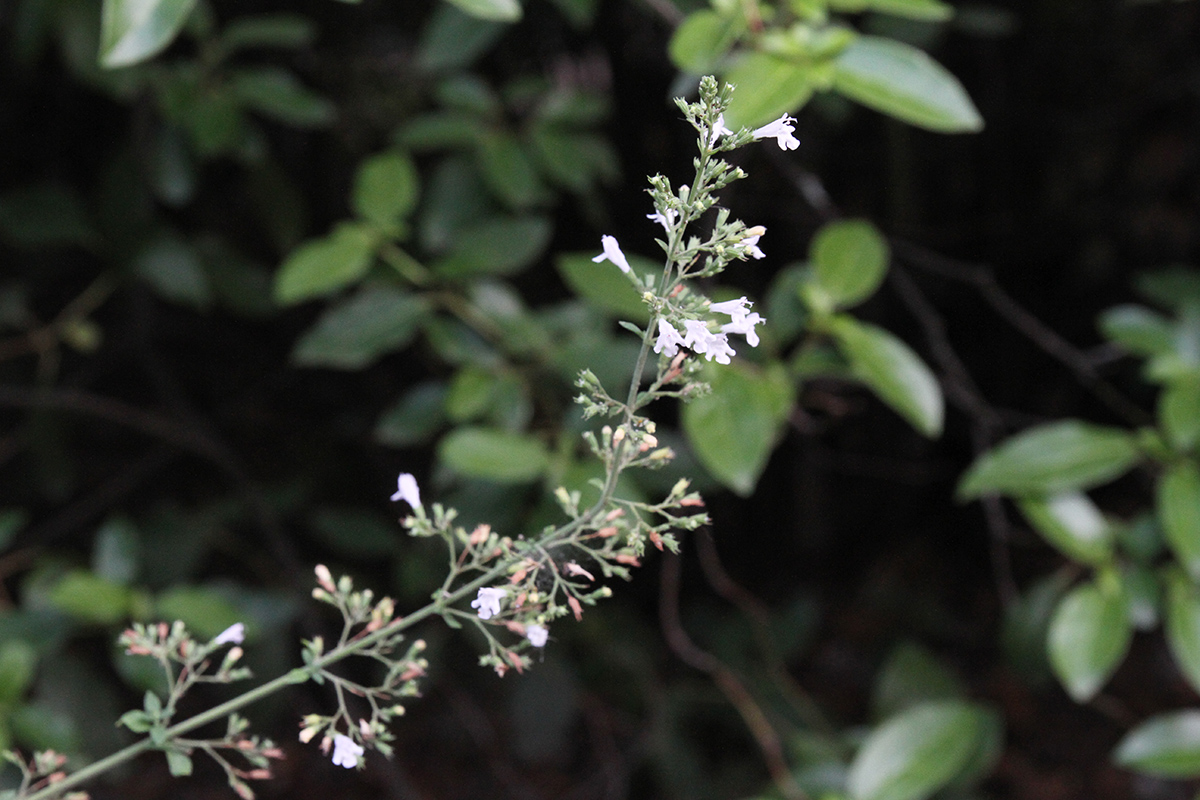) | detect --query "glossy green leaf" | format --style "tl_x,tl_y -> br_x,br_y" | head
832,36 -> 982,132
1047,581 -> 1131,702
1099,304 -> 1174,357
374,382 -> 448,447
231,68 -> 335,128
1114,710 -> 1200,778
669,10 -> 739,74
555,252 -> 655,322
682,361 -> 793,496
274,222 -> 378,305
724,53 -> 815,129
529,129 -> 619,193
1001,570 -> 1071,683
811,219 -> 890,308
1017,492 -> 1113,566
444,0 -> 522,21
958,421 -> 1140,499
99,0 -> 197,67
353,151 -> 420,230
1165,568 -> 1200,693
1161,375 -> 1200,451
432,216 -> 552,279
446,365 -> 499,422
847,701 -> 987,800
830,317 -> 943,437
438,427 -> 549,483
291,286 -> 430,370
1160,461 -> 1200,578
